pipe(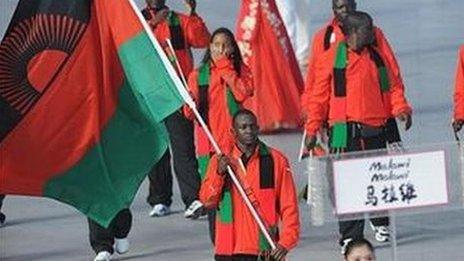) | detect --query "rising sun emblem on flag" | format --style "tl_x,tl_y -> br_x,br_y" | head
0,12 -> 87,141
